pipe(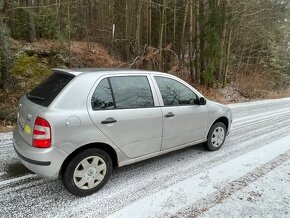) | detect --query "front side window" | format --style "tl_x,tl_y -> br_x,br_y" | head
110,76 -> 154,109
91,78 -> 114,110
91,76 -> 154,110
155,76 -> 198,106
